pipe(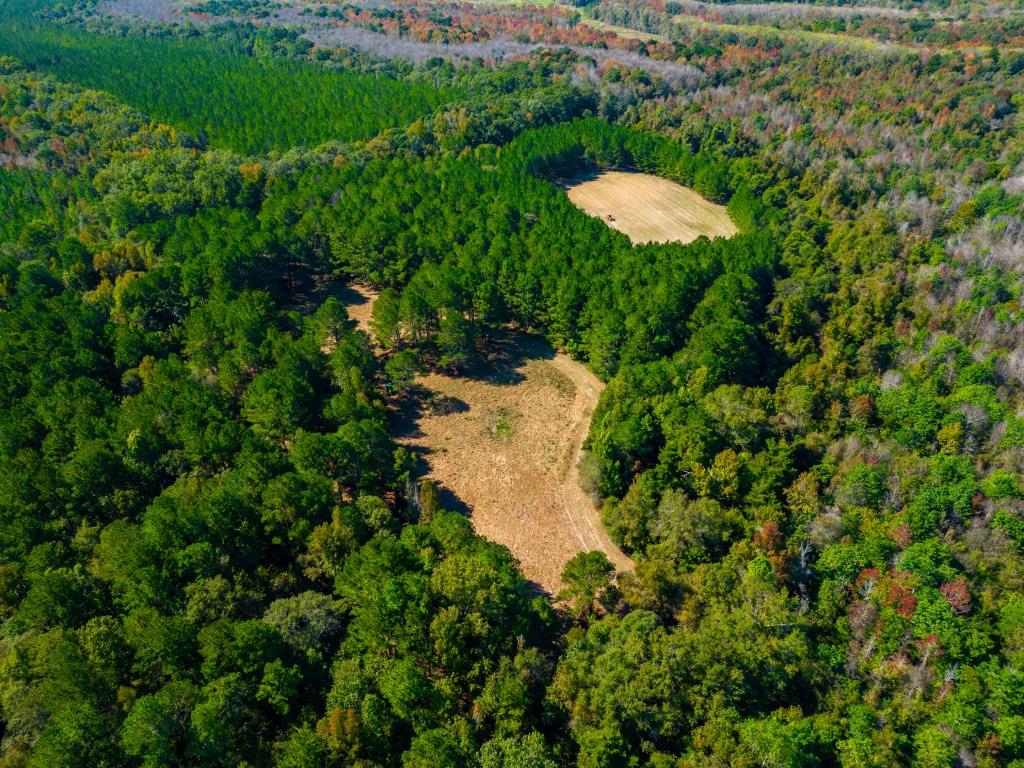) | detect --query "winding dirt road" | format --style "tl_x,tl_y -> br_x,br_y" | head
339,283 -> 632,593
549,354 -> 632,573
